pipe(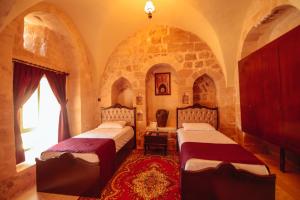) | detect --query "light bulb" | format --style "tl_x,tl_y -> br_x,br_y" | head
144,0 -> 155,18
